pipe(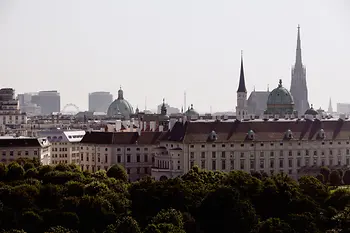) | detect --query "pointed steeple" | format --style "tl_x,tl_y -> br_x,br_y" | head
295,24 -> 302,66
237,51 -> 247,93
328,97 -> 333,113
